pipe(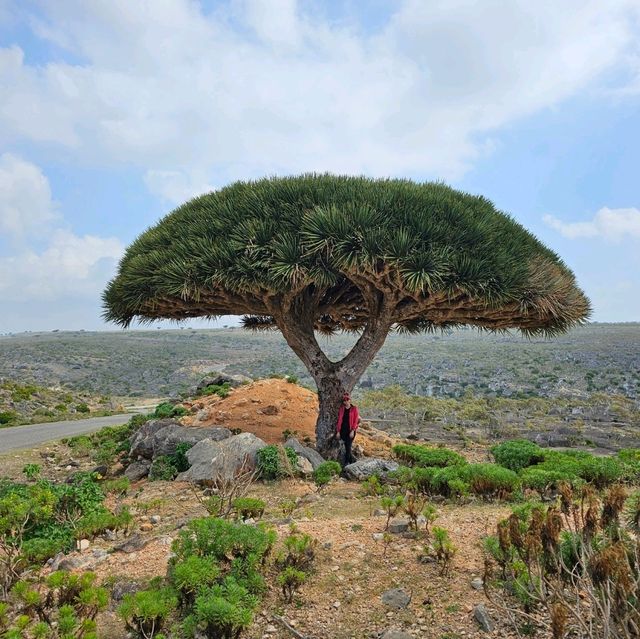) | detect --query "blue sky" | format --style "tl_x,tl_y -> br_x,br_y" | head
1,0 -> 639,332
